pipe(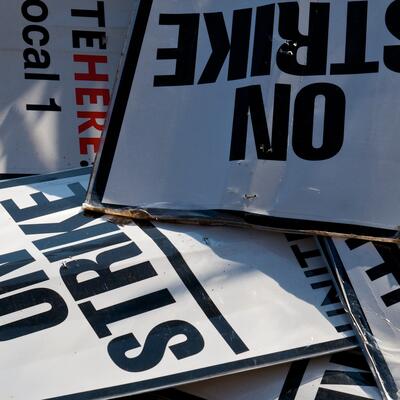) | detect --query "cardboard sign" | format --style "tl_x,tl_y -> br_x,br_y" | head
0,0 -> 137,175
319,238 -> 400,400
86,0 -> 400,242
180,349 -> 381,400
0,170 -> 355,399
